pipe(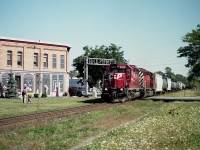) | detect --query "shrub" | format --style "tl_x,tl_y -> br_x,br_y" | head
7,72 -> 18,99
62,92 -> 68,96
41,93 -> 47,98
27,93 -> 32,98
34,94 -> 39,98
